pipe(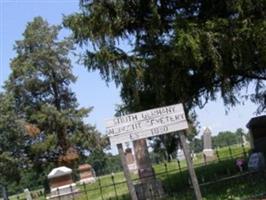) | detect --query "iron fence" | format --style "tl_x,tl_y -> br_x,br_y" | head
6,144 -> 266,200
